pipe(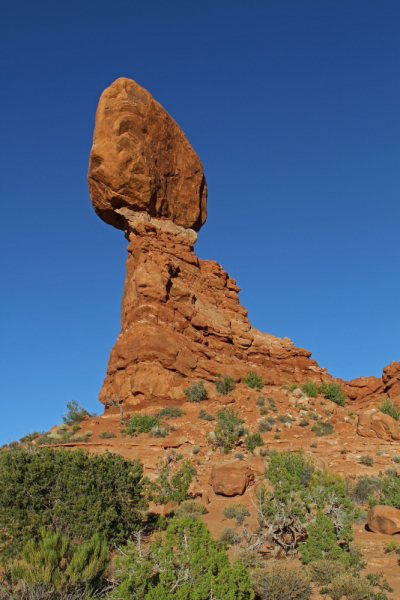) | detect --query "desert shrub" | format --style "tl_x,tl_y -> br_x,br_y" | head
150,424 -> 170,438
144,453 -> 194,504
223,503 -> 250,525
99,431 -> 116,439
70,433 -> 89,443
62,400 -> 93,425
384,539 -> 400,553
214,374 -> 235,396
392,454 -> 400,463
360,455 -> 374,466
218,527 -> 240,545
258,419 -> 272,433
368,469 -> 400,509
259,447 -> 269,457
302,380 -> 318,398
245,432 -> 264,454
318,382 -> 346,406
324,409 -> 332,416
289,383 -> 300,392
19,432 -> 42,444
56,424 -> 68,432
267,449 -> 315,490
110,517 -> 253,600
244,371 -> 263,391
310,441 -> 317,448
236,549 -> 263,569
274,433 -> 280,439
0,448 -> 144,556
71,423 -> 81,433
351,475 -> 381,504
300,419 -> 310,427
308,559 -> 345,585
322,571 -> 391,600
259,406 -> 269,415
251,563 -> 311,600
85,430 -> 93,436
158,406 -> 185,419
1,528 -> 109,599
173,500 -> 207,520
308,412 -> 320,420
213,408 -> 246,453
235,451 -> 245,460
311,422 -> 334,436
198,408 -> 214,421
300,510 -> 343,564
266,416 -> 276,424
378,397 -> 400,420
256,396 -> 265,406
183,380 -> 207,402
126,413 -> 159,436
191,445 -> 201,455
279,415 -> 292,424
